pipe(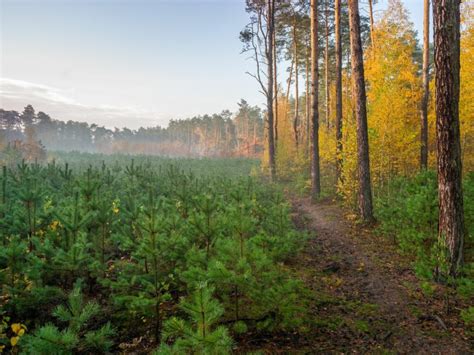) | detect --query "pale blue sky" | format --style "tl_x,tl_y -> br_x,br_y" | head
0,0 -> 424,129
